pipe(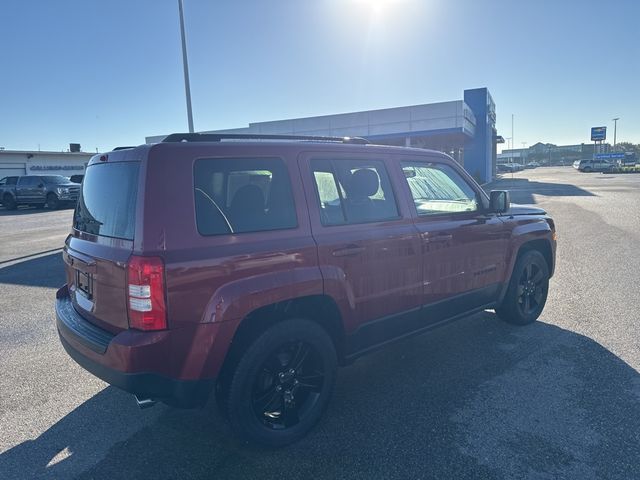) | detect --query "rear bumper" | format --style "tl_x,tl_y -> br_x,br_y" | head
55,285 -> 215,408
